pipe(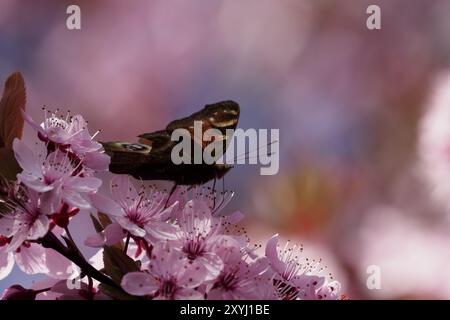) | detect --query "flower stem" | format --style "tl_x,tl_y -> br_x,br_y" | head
64,226 -> 85,260
34,287 -> 52,294
39,231 -> 119,289
123,233 -> 131,254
